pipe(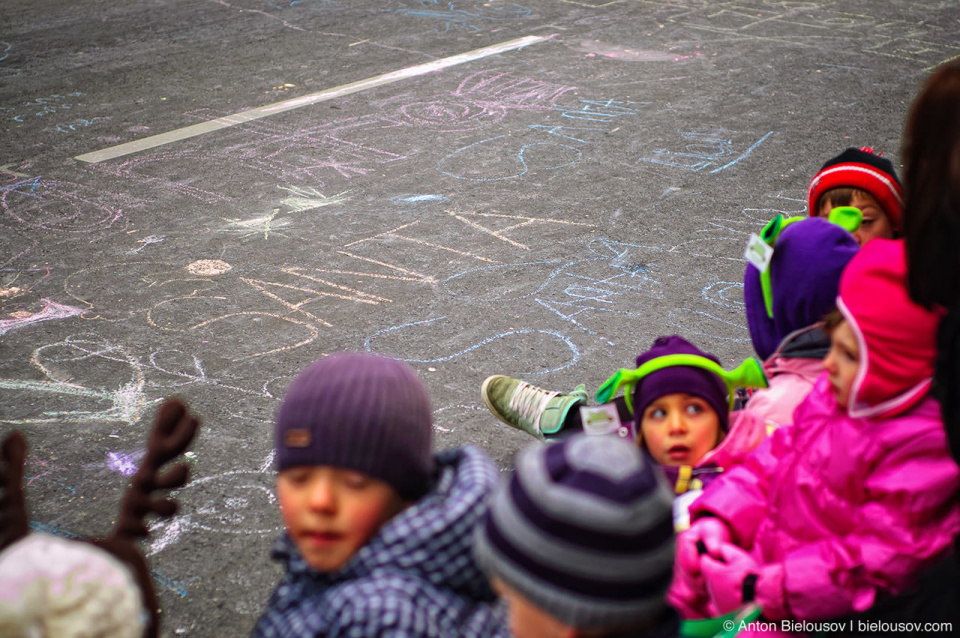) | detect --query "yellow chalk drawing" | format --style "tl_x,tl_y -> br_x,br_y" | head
323,251 -> 437,285
277,186 -> 354,212
344,221 -> 499,263
222,210 -> 290,239
186,259 -> 232,276
447,210 -> 596,250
